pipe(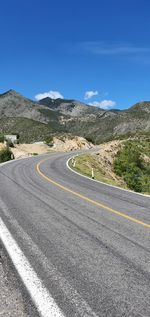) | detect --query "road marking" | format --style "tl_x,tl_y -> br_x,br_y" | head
0,198 -> 98,317
36,159 -> 150,228
0,217 -> 64,317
